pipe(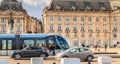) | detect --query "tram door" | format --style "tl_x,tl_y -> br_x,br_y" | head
1,39 -> 12,56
